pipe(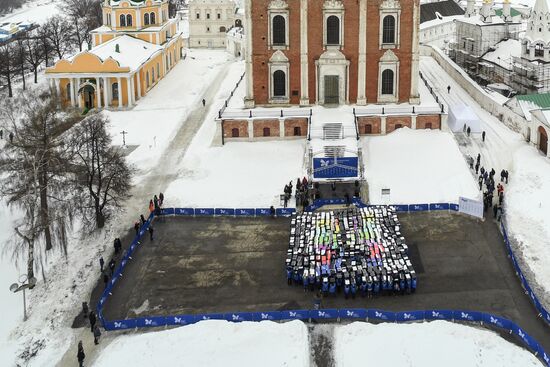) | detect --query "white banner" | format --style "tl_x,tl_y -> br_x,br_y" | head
458,197 -> 484,219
